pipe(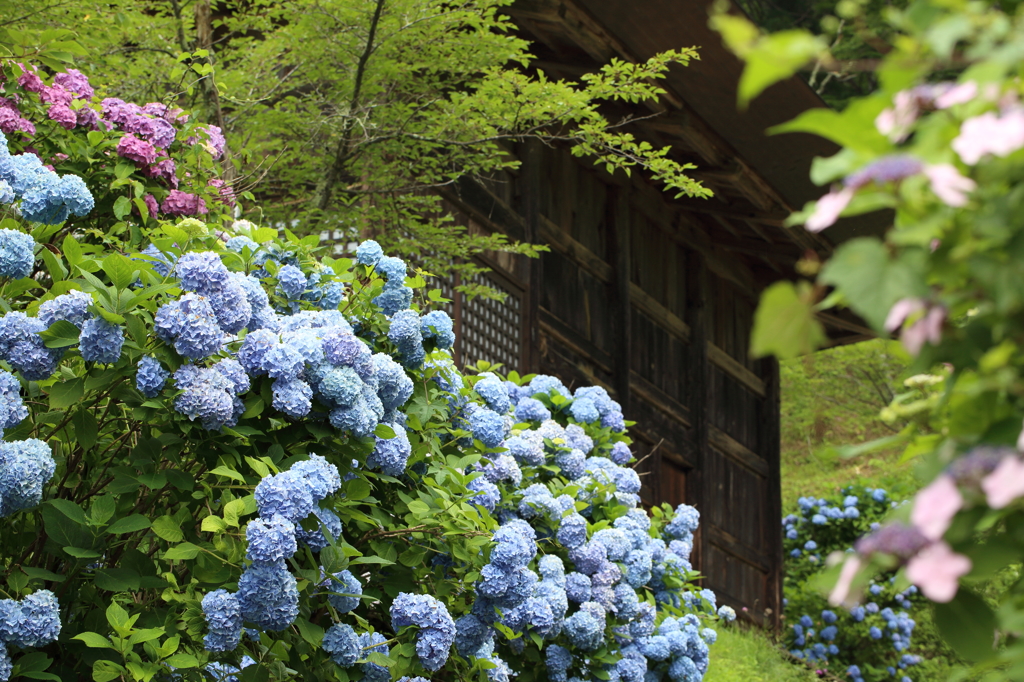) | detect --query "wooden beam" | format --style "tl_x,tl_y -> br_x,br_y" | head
538,214 -> 614,283
630,283 -> 690,342
629,370 -> 692,428
538,307 -> 614,374
708,525 -> 771,574
706,342 -> 767,398
709,425 -> 770,478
